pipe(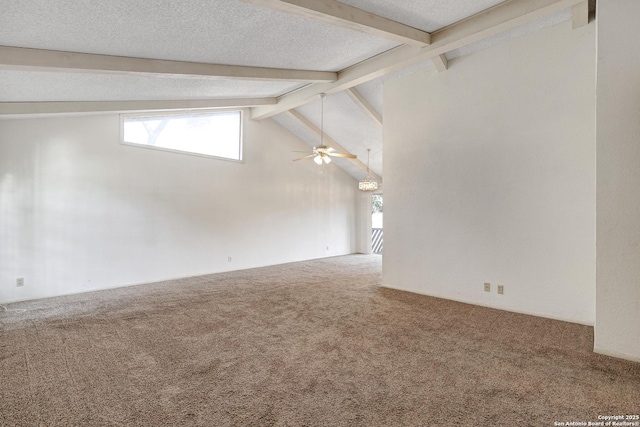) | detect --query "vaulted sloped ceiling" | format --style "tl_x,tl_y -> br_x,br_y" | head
0,0 -> 593,183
